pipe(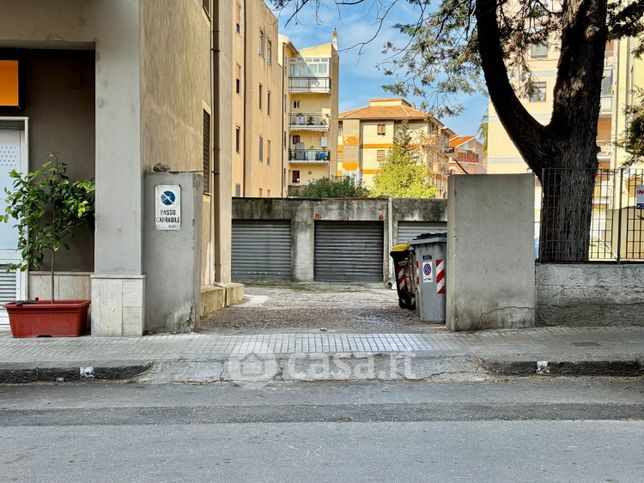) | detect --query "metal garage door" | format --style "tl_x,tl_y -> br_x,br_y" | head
314,221 -> 384,282
232,220 -> 291,281
397,222 -> 447,244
